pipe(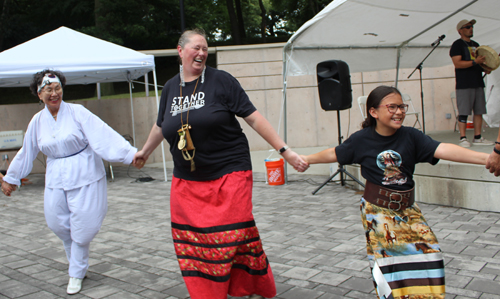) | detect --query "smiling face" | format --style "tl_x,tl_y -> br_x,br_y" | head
38,82 -> 63,113
178,33 -> 208,79
369,92 -> 405,136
